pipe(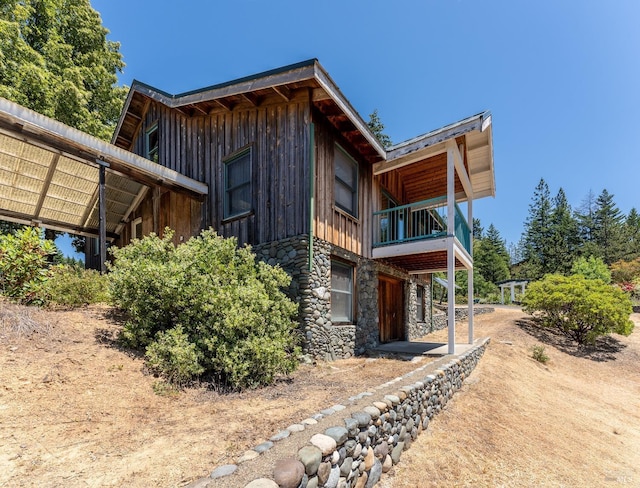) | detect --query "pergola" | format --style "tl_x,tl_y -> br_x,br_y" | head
498,280 -> 529,304
0,98 -> 208,272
